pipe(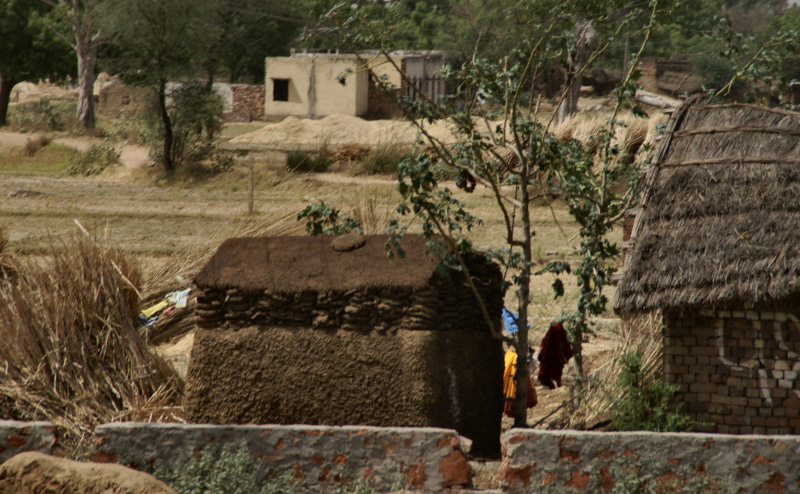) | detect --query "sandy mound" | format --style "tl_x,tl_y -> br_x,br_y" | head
228,115 -> 497,151
0,452 -> 175,494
